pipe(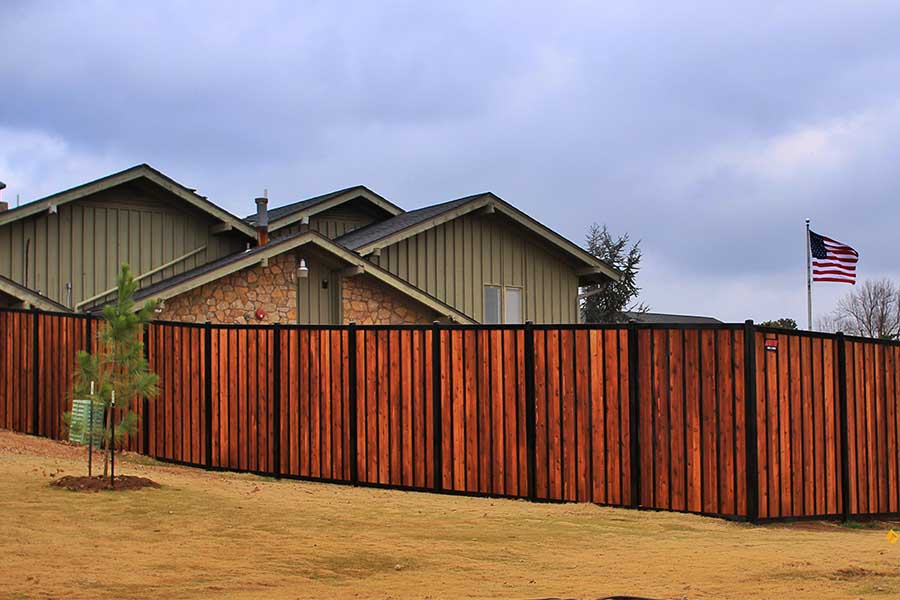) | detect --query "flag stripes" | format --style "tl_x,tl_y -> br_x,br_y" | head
809,230 -> 858,284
